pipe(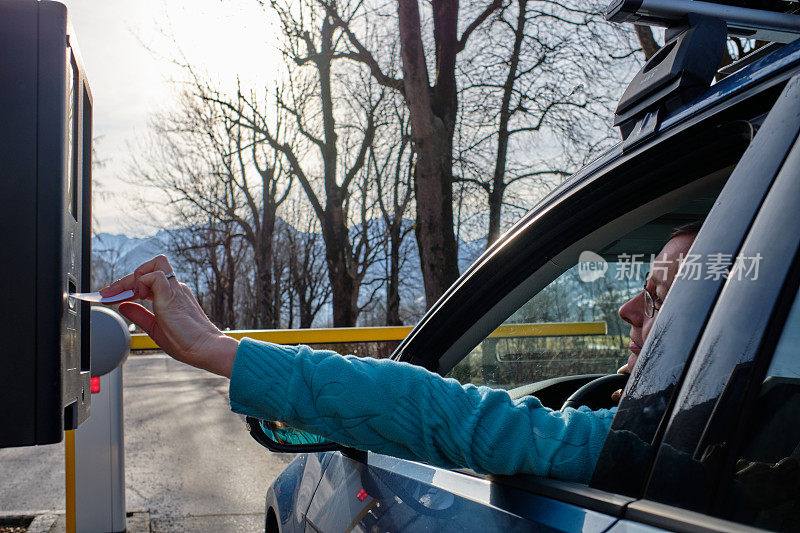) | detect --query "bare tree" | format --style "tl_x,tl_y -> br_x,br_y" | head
370,102 -> 415,325
312,0 -> 504,308
216,94 -> 294,329
302,0 -> 639,303
130,87 -> 292,328
91,236 -> 127,291
130,123 -> 245,328
167,218 -> 243,329
205,0 -> 385,326
286,222 -> 331,328
456,0 -> 640,246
